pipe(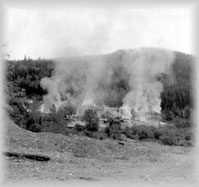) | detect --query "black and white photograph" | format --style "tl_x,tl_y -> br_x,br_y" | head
1,0 -> 198,185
